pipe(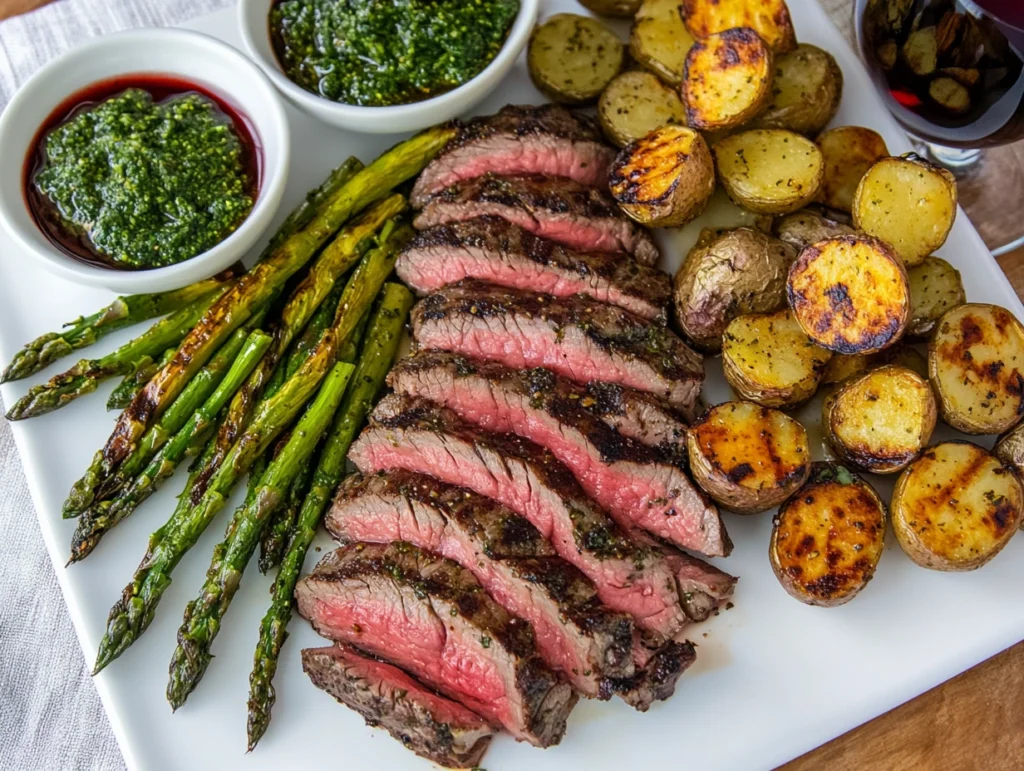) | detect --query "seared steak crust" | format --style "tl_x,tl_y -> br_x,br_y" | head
388,352 -> 729,557
413,175 -> 661,266
411,280 -> 704,410
329,470 -> 636,697
411,105 -> 616,206
297,542 -> 576,747
301,644 -> 494,768
397,217 -> 671,321
610,641 -> 698,711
